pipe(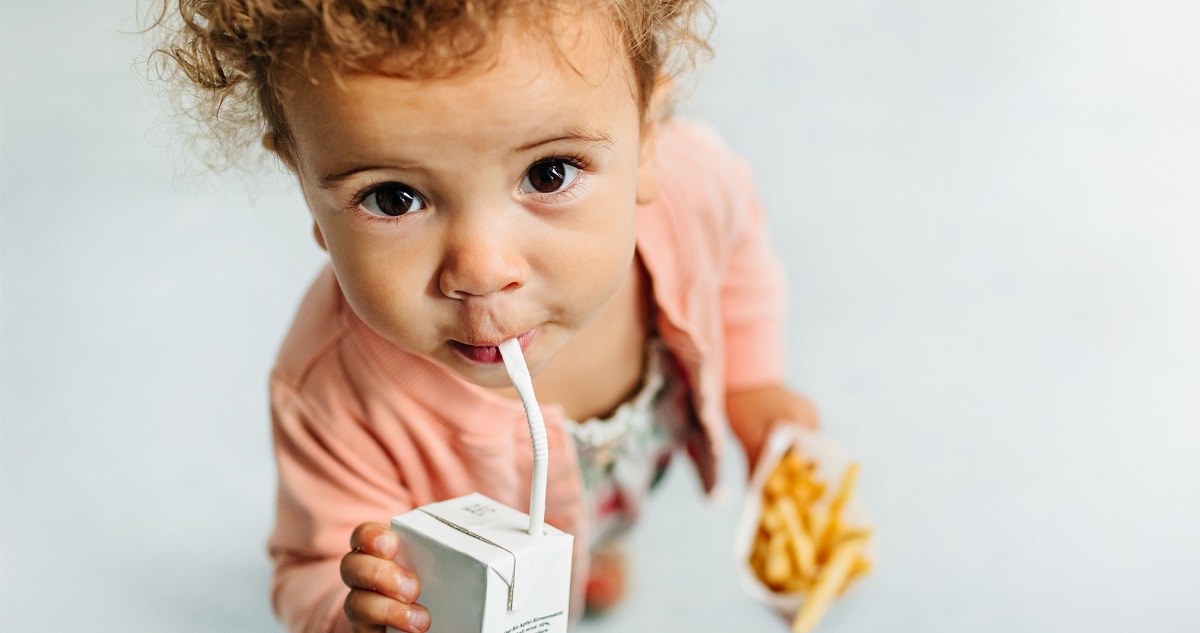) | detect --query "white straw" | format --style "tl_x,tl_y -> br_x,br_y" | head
498,338 -> 547,538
